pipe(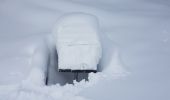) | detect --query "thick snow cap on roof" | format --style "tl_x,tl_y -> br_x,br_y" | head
53,12 -> 102,71
53,12 -> 100,45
